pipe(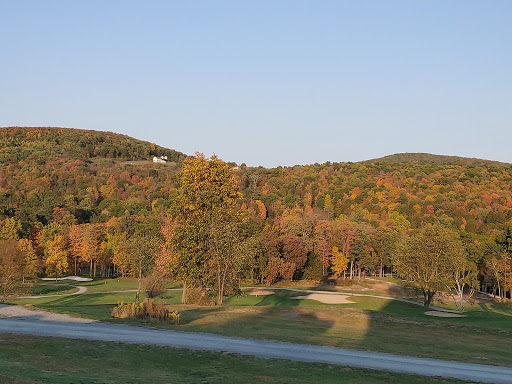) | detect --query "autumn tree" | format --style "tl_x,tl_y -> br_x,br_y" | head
332,216 -> 356,278
169,154 -> 242,304
68,225 -> 84,275
0,240 -> 24,301
494,222 -> 512,299
18,238 -> 39,283
0,218 -> 22,241
331,246 -> 349,278
45,234 -> 69,281
313,220 -> 332,276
